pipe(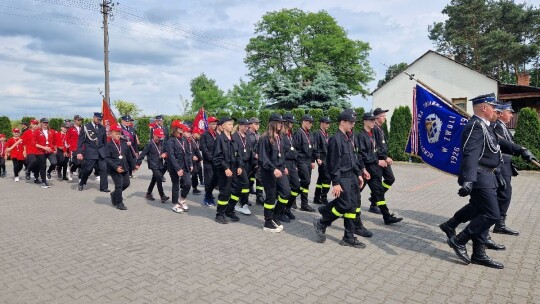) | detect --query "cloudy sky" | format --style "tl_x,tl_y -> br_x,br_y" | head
0,0 -> 491,118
